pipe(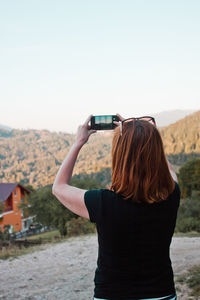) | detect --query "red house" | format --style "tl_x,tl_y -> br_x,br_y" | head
0,183 -> 32,233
